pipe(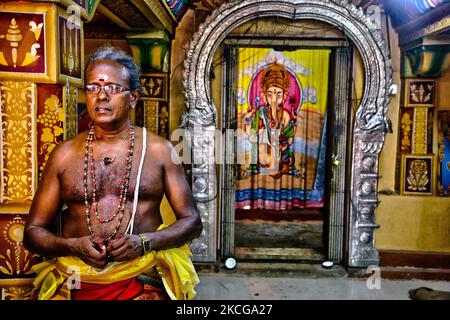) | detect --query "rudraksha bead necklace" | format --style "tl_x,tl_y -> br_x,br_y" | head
83,122 -> 135,240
